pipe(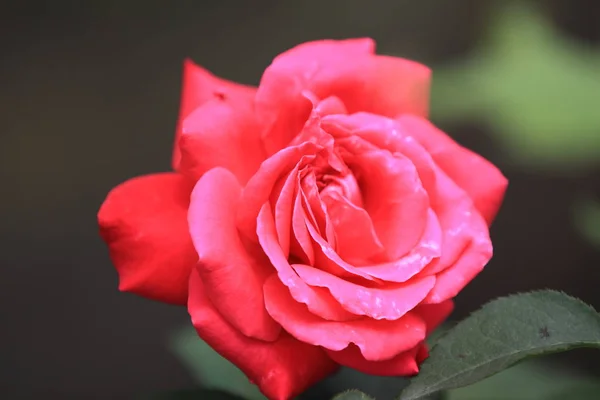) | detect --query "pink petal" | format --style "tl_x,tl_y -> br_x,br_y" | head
172,59 -> 256,169
357,209 -> 442,283
256,39 -> 374,154
256,38 -> 430,155
415,170 -> 493,303
271,167 -> 299,257
304,214 -> 381,283
178,95 -> 266,185
323,113 -> 494,297
340,140 -> 430,259
237,142 -> 320,242
257,203 -> 356,321
98,173 -> 196,305
188,270 -> 338,400
326,343 -> 423,376
312,94 -> 348,117
322,112 -> 437,190
398,115 -> 508,225
320,190 -> 387,264
188,168 -> 280,340
423,212 -> 492,304
264,275 -> 427,361
299,171 -> 337,245
290,184 -> 315,264
293,264 -> 436,320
